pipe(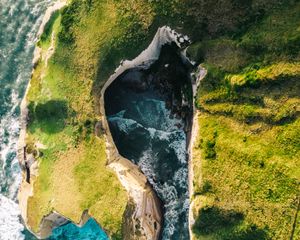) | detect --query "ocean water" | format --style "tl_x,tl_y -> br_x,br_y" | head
106,69 -> 190,239
0,1 -> 108,239
49,219 -> 108,240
